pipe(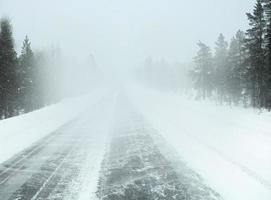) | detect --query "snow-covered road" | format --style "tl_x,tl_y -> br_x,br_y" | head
1,87 -> 271,200
0,95 -> 114,200
96,95 -> 221,200
127,85 -> 271,200
0,92 -> 223,200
